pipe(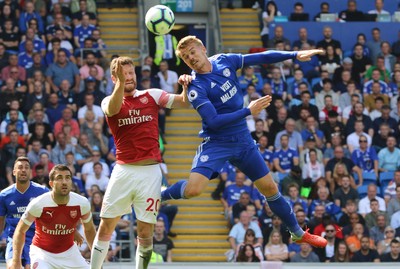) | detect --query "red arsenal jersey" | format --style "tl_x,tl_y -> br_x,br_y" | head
101,89 -> 174,164
25,192 -> 91,253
